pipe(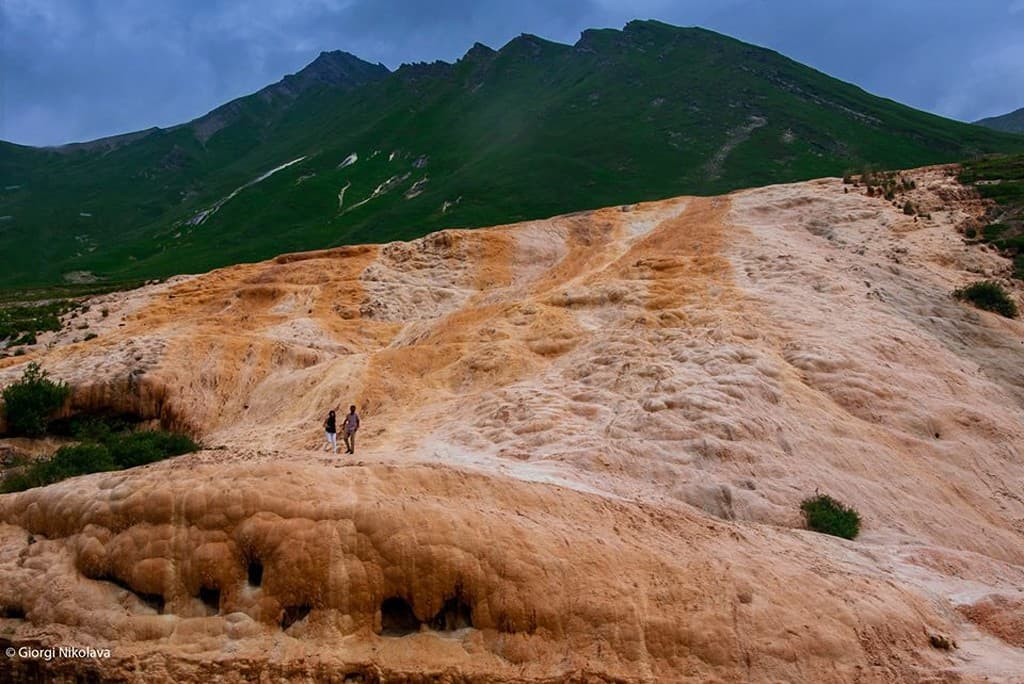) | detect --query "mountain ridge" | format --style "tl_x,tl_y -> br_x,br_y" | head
2,19 -> 1023,290
976,106 -> 1024,134
47,50 -> 391,153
